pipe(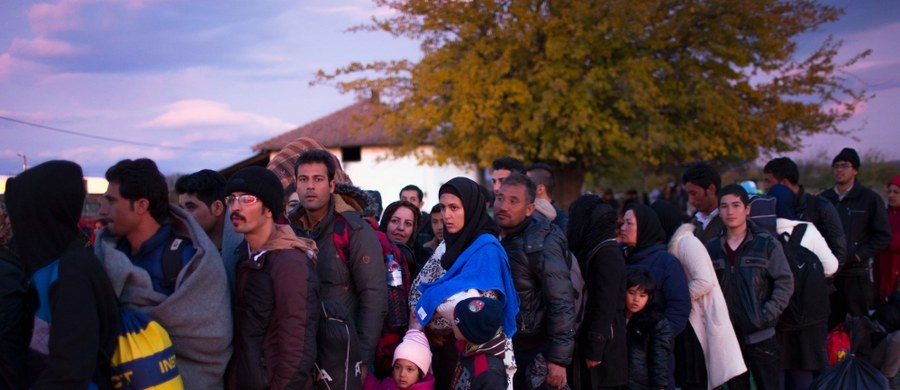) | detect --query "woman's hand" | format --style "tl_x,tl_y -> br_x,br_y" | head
586,359 -> 601,368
